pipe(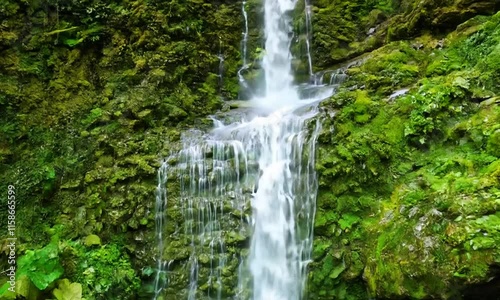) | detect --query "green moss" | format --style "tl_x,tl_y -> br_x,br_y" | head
312,10 -> 500,299
338,214 -> 361,230
2,1 -> 500,299
0,0 -> 248,298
